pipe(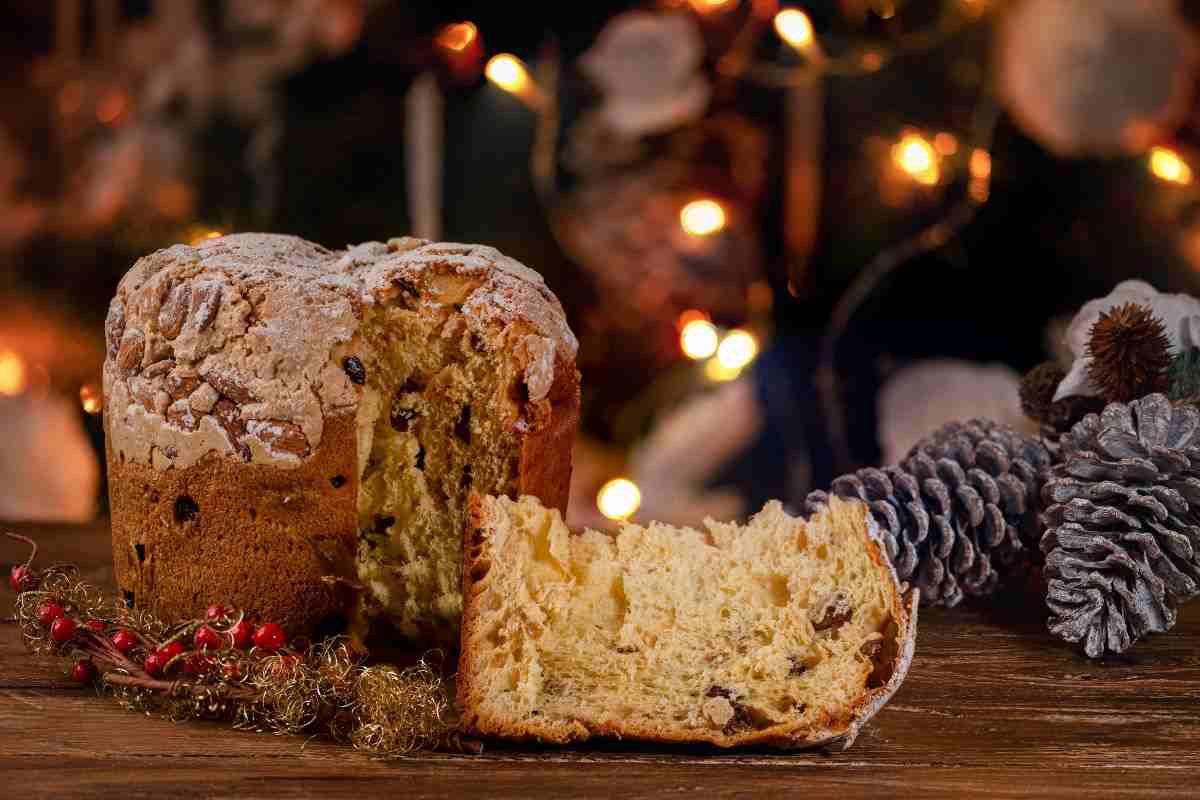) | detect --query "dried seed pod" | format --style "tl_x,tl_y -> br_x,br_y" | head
1085,302 -> 1172,403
